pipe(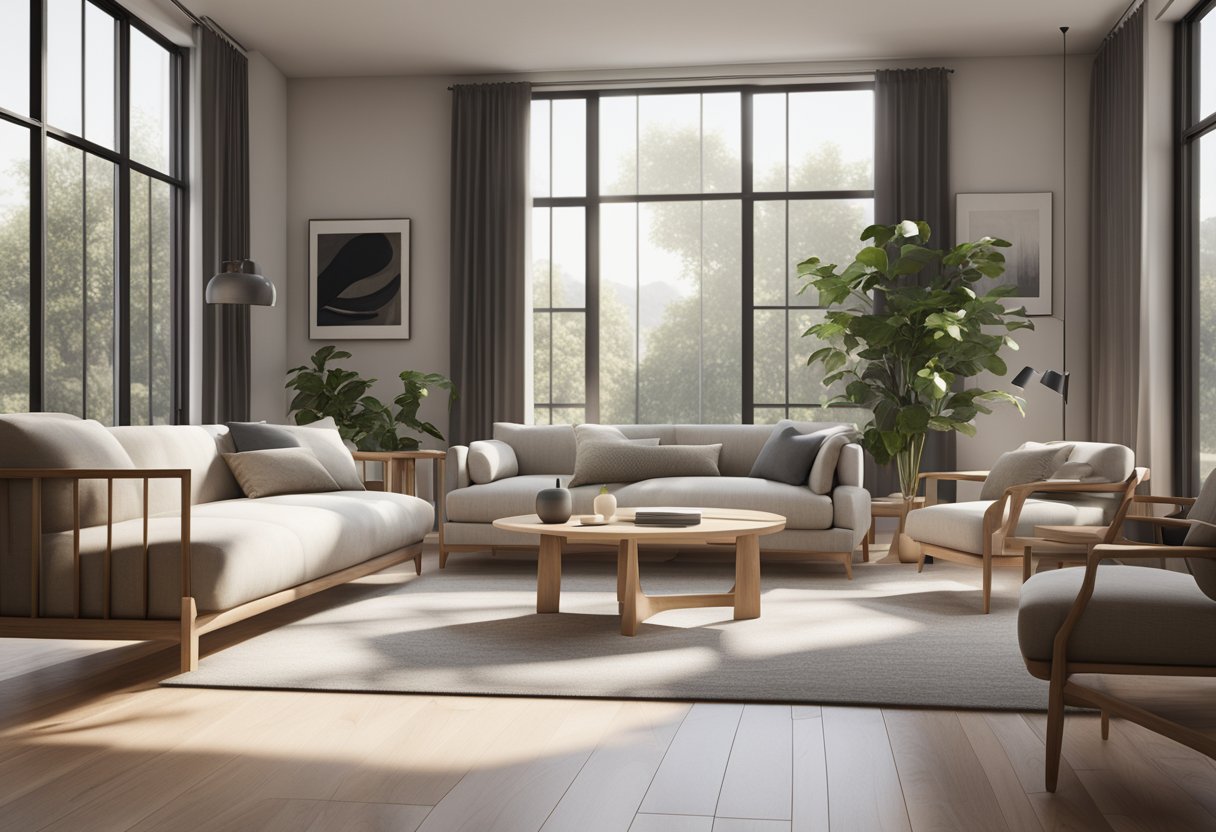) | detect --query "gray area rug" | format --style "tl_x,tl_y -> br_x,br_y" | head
164,554 -> 1050,711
